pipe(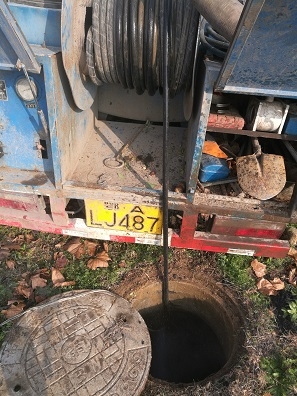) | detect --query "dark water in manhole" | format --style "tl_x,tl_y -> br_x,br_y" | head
142,306 -> 227,383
